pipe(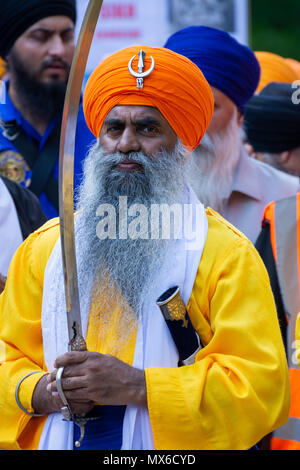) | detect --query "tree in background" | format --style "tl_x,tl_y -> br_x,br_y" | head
251,0 -> 300,60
